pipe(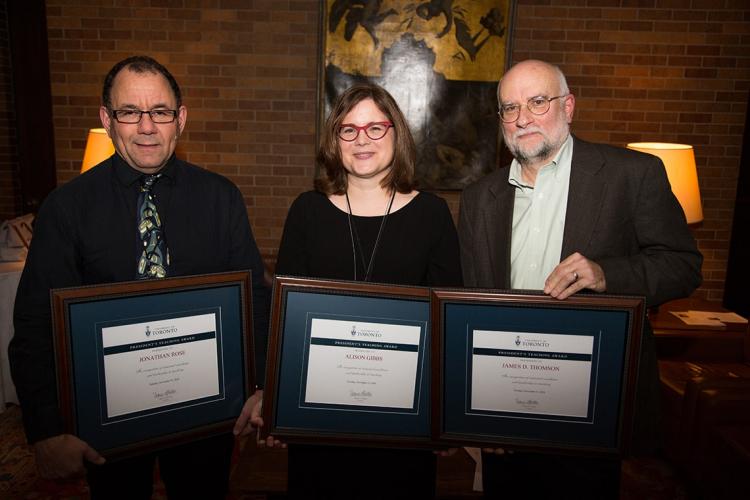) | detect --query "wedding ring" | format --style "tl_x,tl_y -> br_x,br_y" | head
572,271 -> 579,282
